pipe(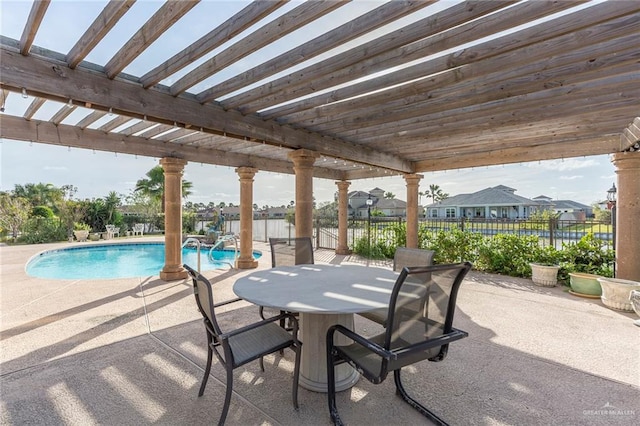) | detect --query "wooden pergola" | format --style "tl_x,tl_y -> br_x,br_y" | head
1,1 -> 639,280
